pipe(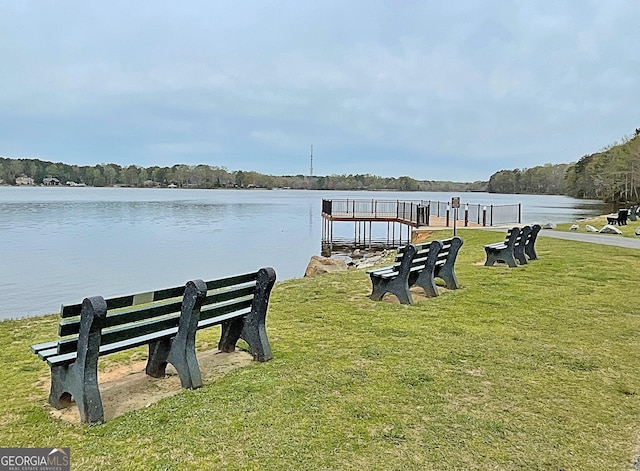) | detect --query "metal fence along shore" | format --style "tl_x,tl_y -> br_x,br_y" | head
321,198 -> 521,253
